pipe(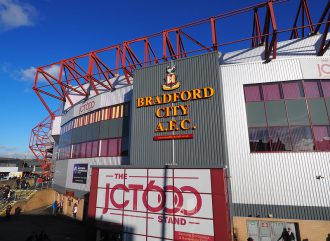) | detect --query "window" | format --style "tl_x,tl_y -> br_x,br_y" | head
244,80 -> 330,152
57,102 -> 130,160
